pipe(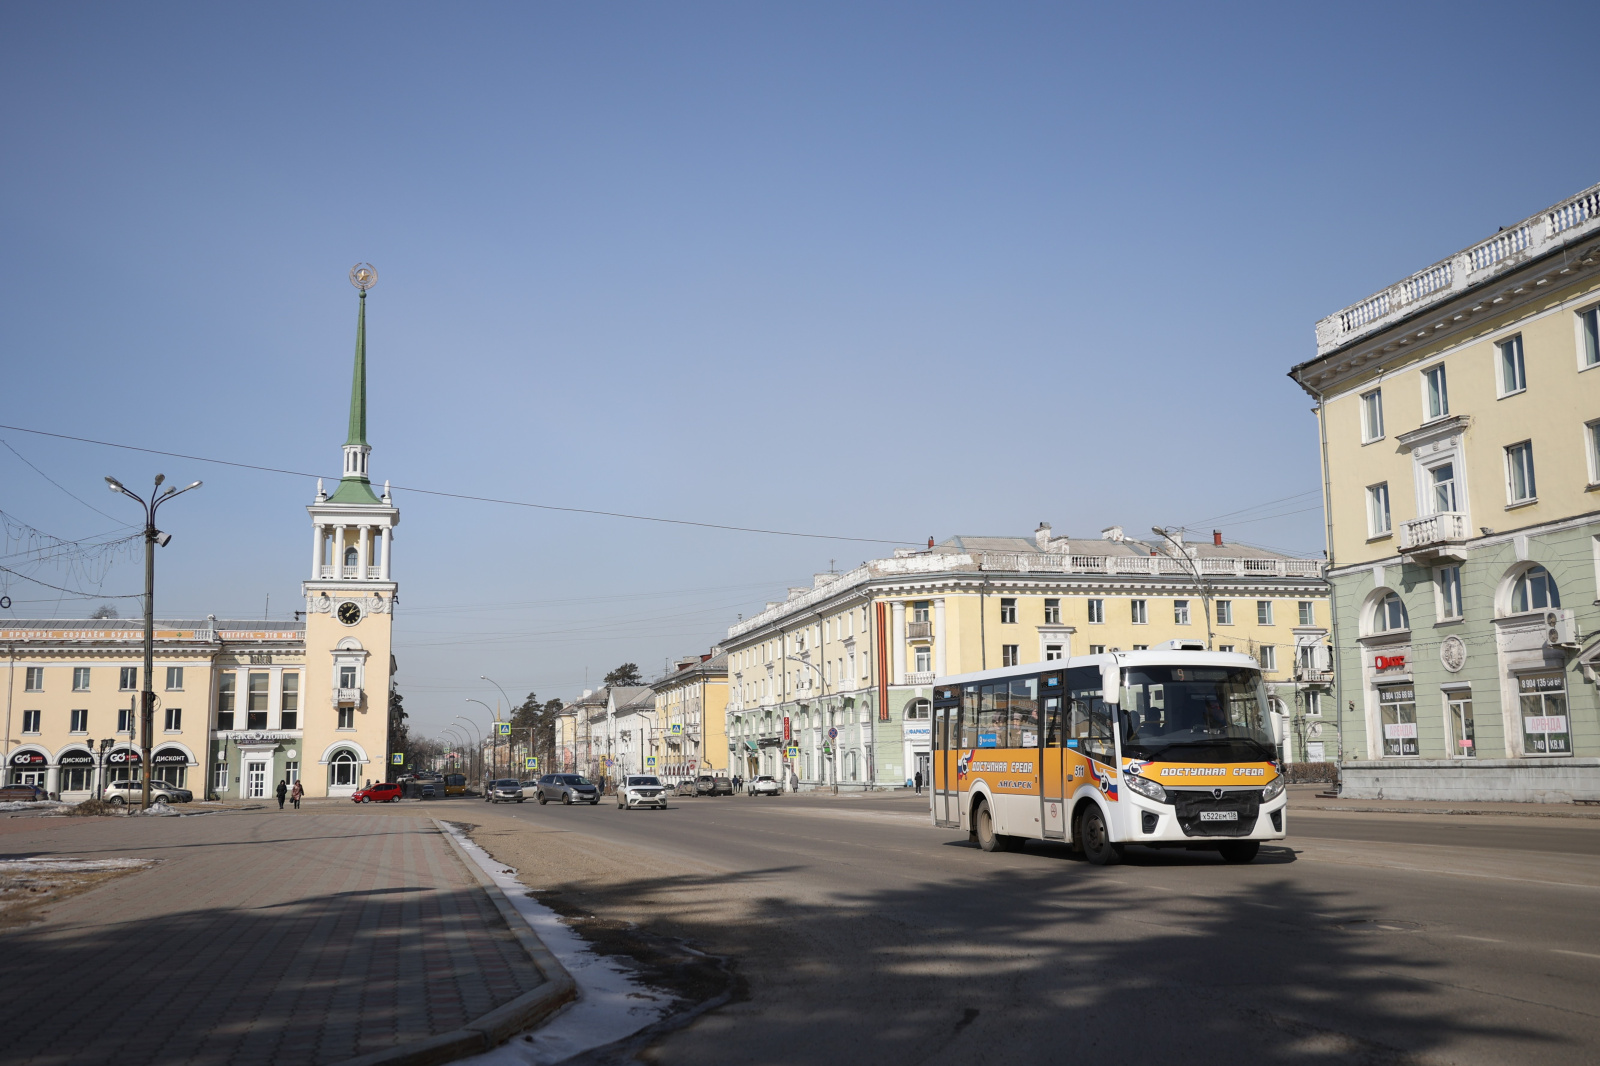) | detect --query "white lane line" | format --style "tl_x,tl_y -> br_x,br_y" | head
1456,935 -> 1505,943
1551,949 -> 1600,960
1295,853 -> 1600,891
